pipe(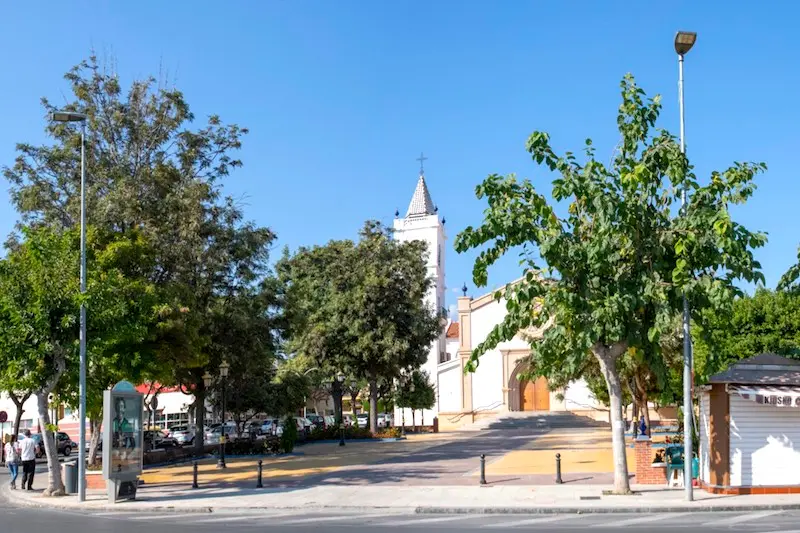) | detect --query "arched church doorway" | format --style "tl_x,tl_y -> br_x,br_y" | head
508,359 -> 550,411
520,376 -> 550,411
